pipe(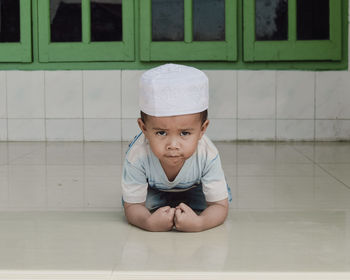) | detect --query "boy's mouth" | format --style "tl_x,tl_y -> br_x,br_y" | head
165,154 -> 181,158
